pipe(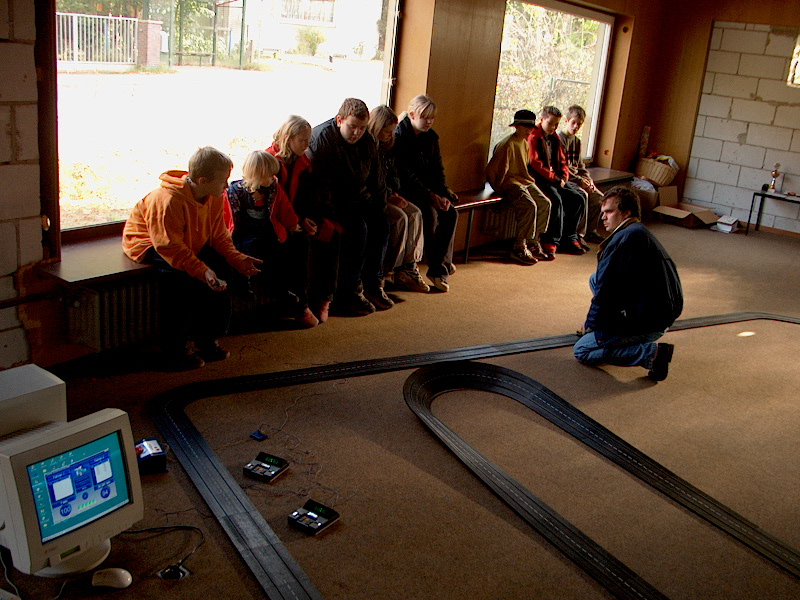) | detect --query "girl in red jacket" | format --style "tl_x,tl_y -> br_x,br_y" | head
268,115 -> 339,324
227,150 -> 317,328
